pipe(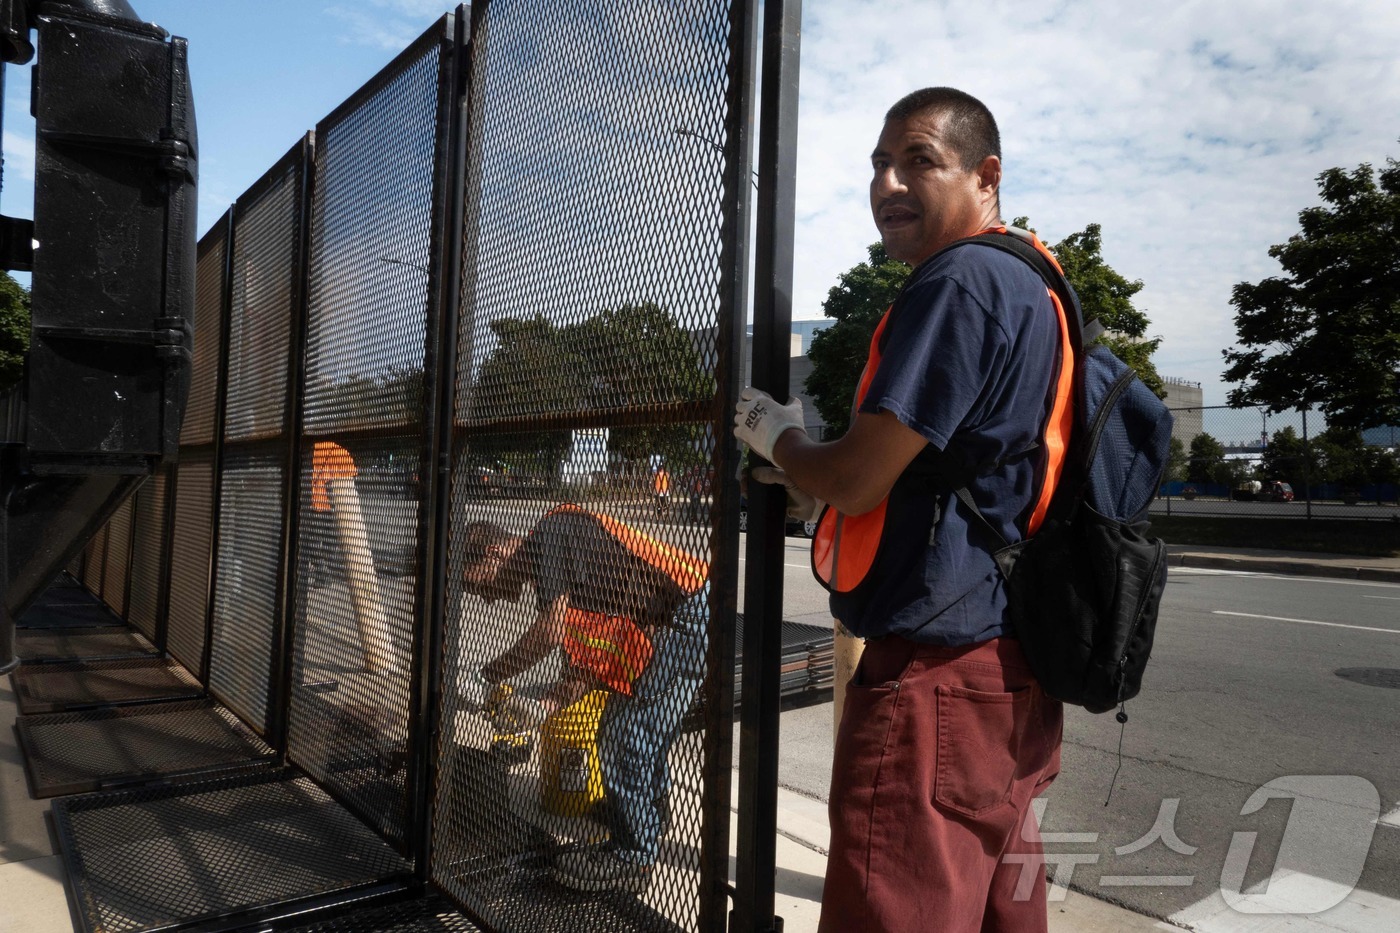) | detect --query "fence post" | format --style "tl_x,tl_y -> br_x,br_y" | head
1302,408 -> 1312,520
